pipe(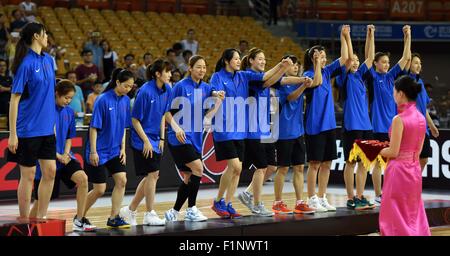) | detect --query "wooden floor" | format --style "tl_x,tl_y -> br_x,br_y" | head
40,192 -> 450,236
